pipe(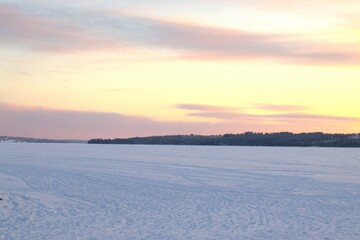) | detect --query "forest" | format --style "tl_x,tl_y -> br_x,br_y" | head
89,132 -> 360,147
